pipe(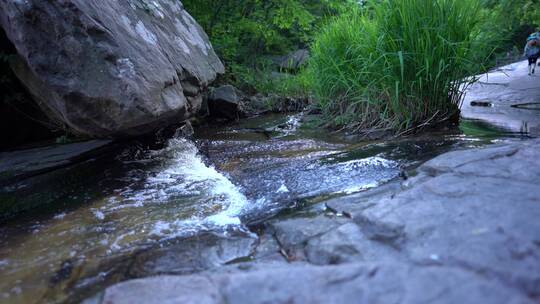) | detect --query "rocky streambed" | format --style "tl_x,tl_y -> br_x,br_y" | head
94,132 -> 540,304
1,0 -> 538,301
0,112 -> 535,303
